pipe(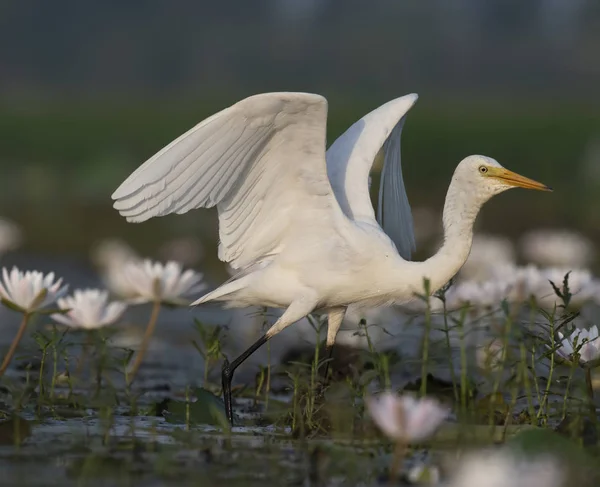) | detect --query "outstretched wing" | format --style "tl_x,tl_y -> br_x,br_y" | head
112,92 -> 339,269
326,94 -> 418,260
